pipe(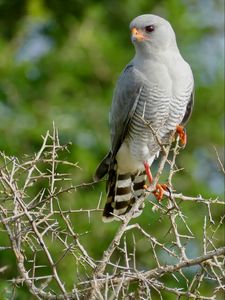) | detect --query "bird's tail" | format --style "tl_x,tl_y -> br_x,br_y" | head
103,167 -> 147,222
94,152 -> 112,181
